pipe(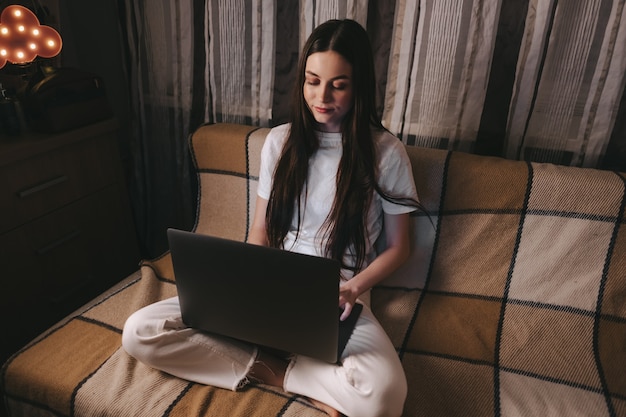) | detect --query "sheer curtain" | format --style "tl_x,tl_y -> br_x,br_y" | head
506,0 -> 626,167
119,0 -> 626,257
